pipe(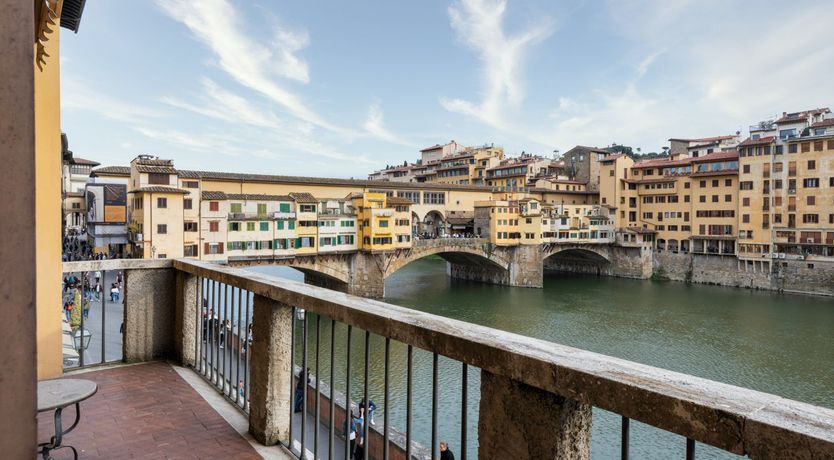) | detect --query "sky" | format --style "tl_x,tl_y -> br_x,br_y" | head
61,0 -> 834,178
